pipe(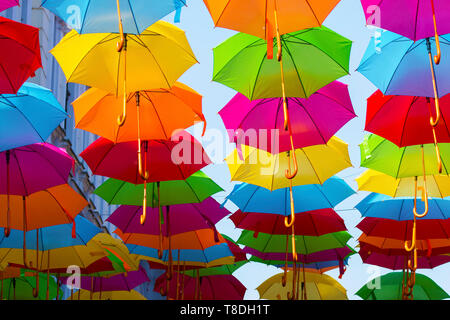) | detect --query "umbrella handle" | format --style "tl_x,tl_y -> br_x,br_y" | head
140,180 -> 147,225
413,146 -> 429,218
285,119 -> 298,179
404,217 -> 416,252
291,225 -> 298,262
137,150 -> 149,181
427,38 -> 441,127
430,0 -> 441,65
116,0 -> 125,52
407,249 -> 418,274
284,180 -> 295,227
